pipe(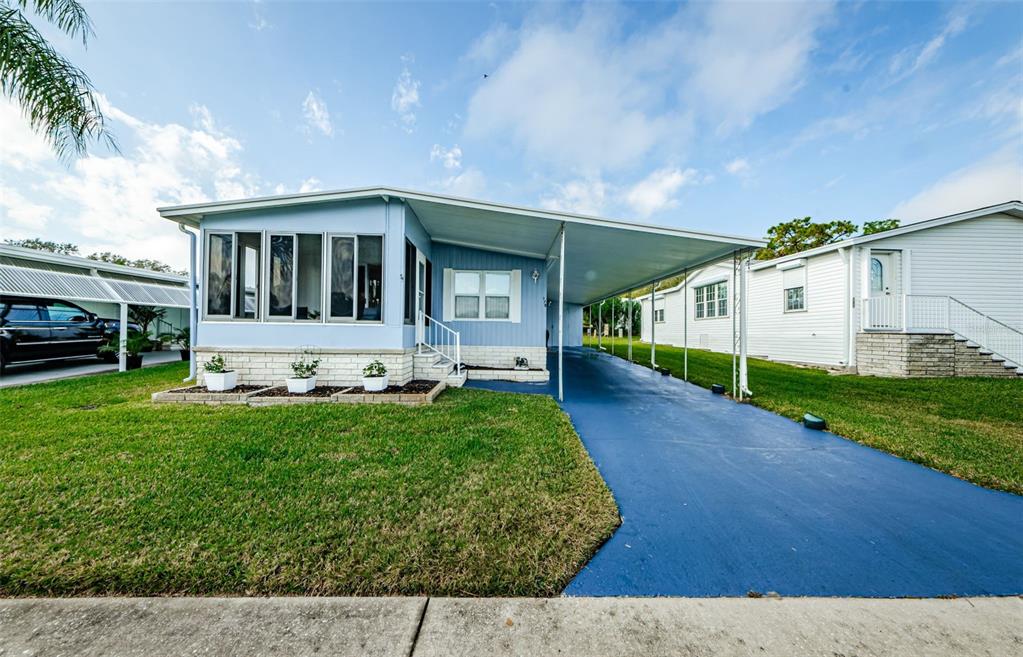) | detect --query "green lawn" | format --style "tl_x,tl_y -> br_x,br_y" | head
587,335 -> 1023,495
0,364 -> 619,596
